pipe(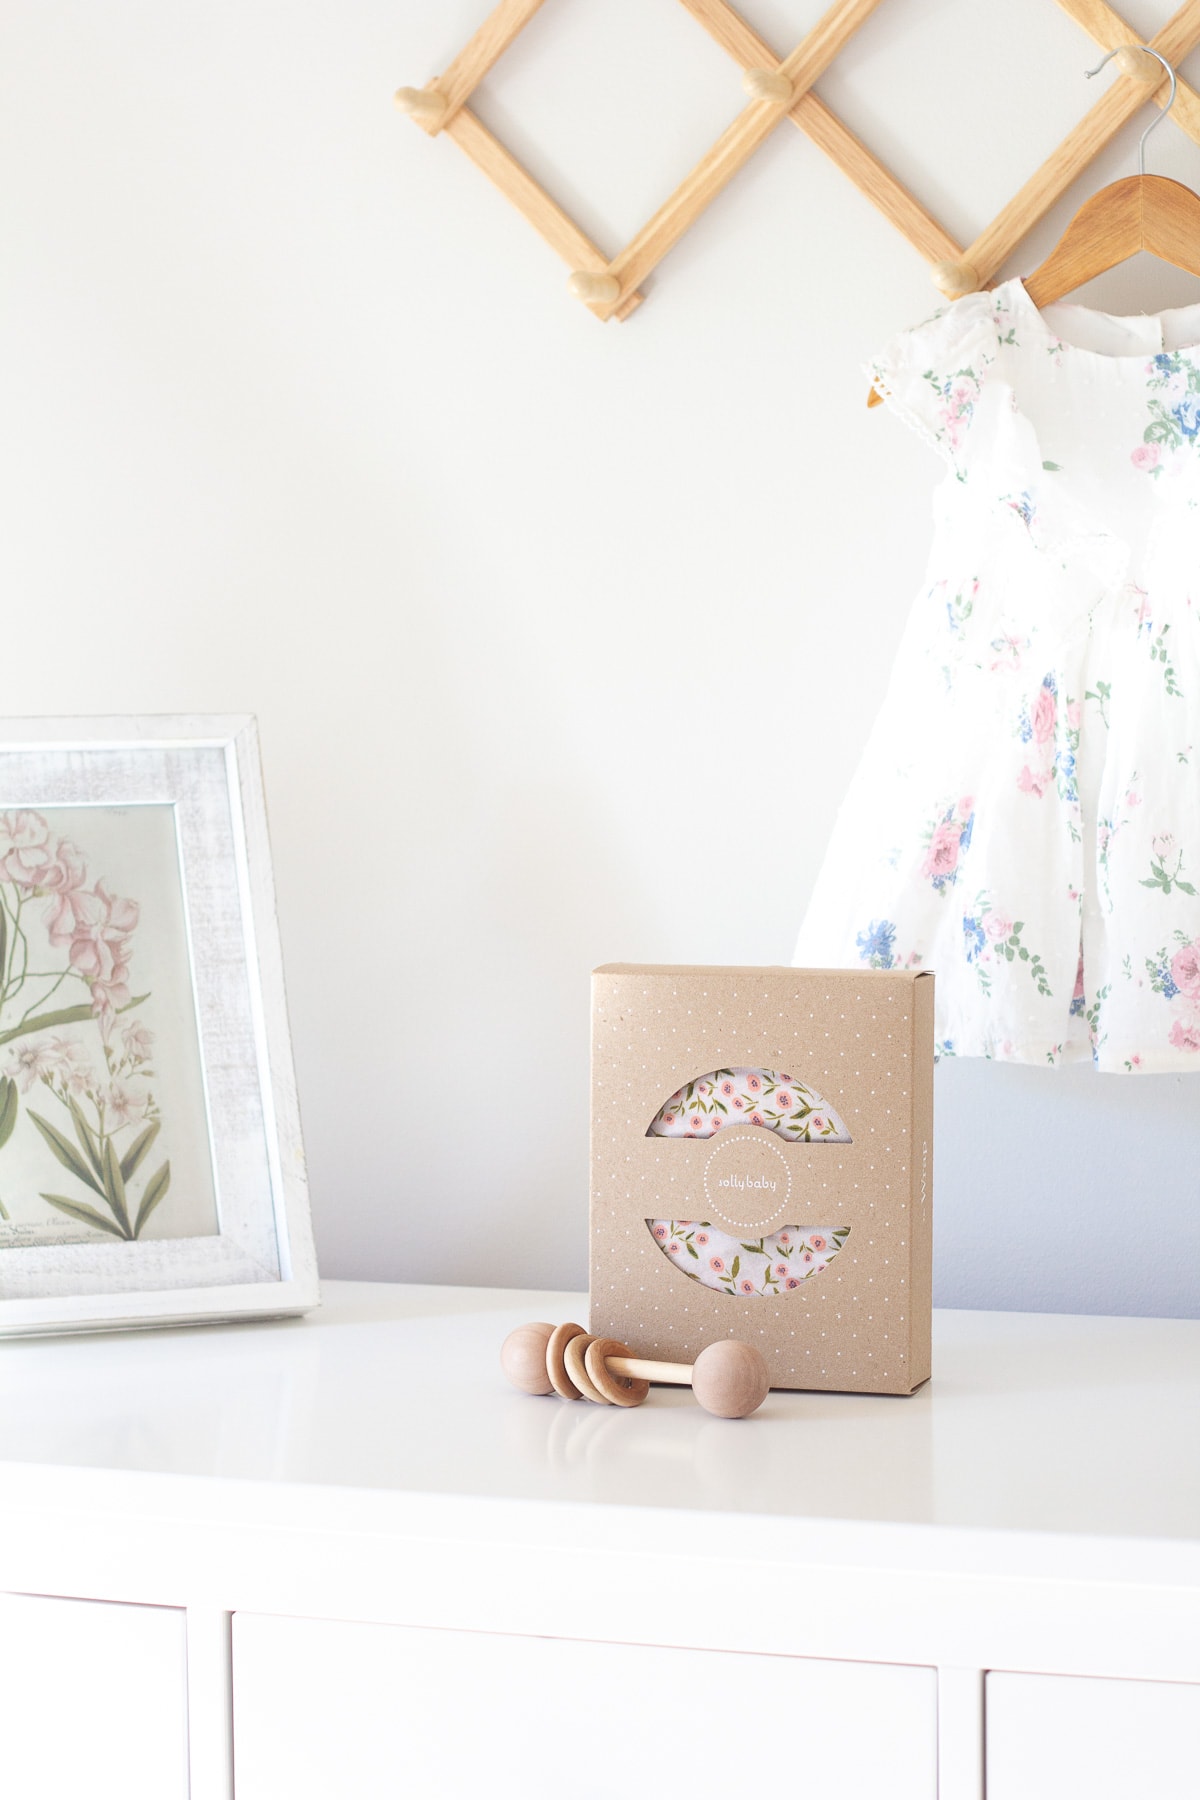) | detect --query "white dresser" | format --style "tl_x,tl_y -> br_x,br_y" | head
0,1281 -> 1196,1799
